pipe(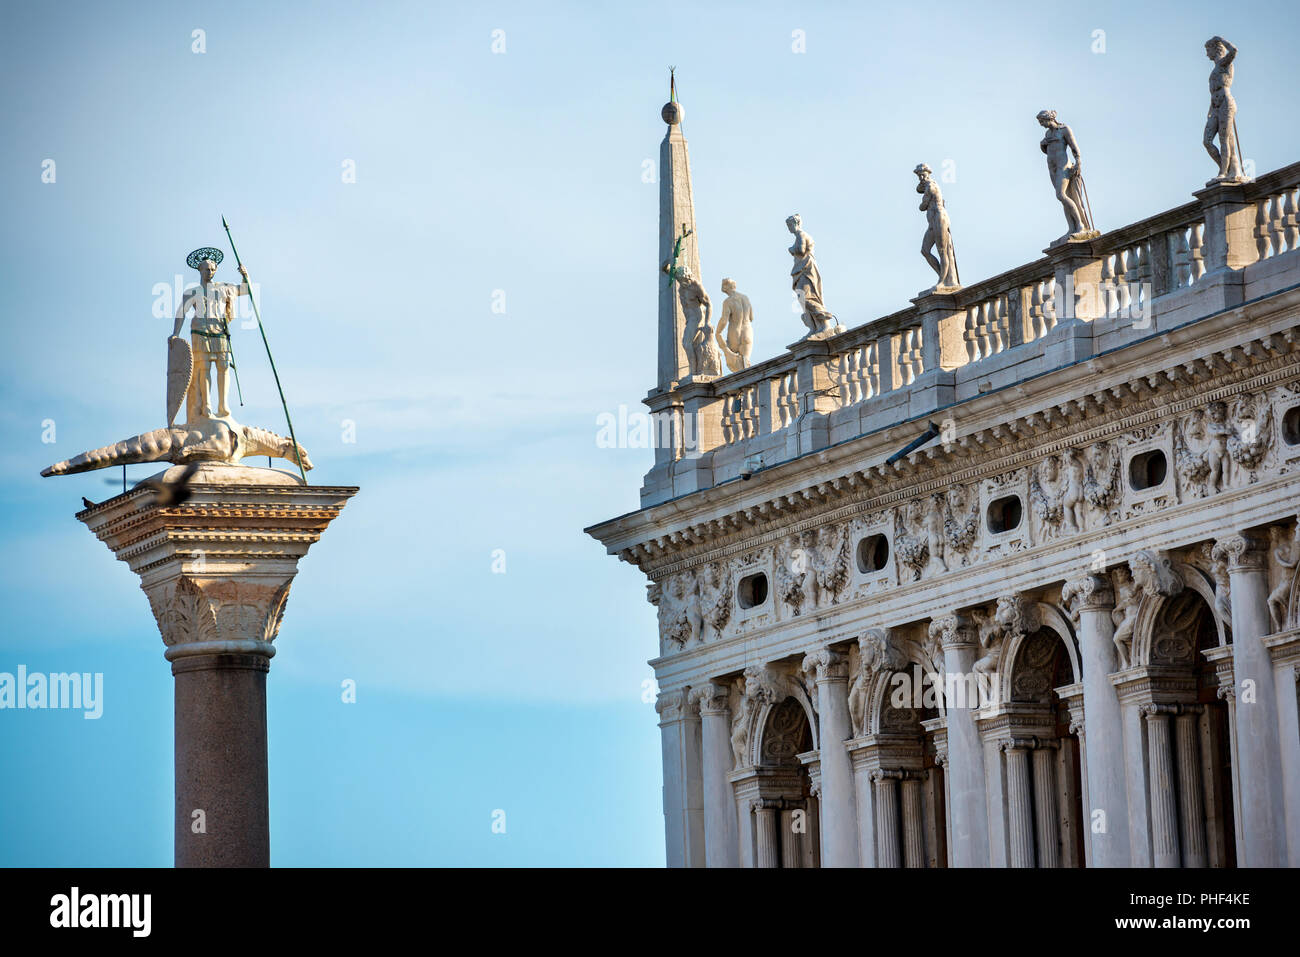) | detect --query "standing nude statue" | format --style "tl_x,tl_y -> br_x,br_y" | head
1204,400 -> 1233,494
173,248 -> 249,420
714,278 -> 754,373
675,264 -> 723,378
1037,110 -> 1096,241
786,214 -> 840,338
915,164 -> 960,291
1268,523 -> 1299,633
1204,36 -> 1245,183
